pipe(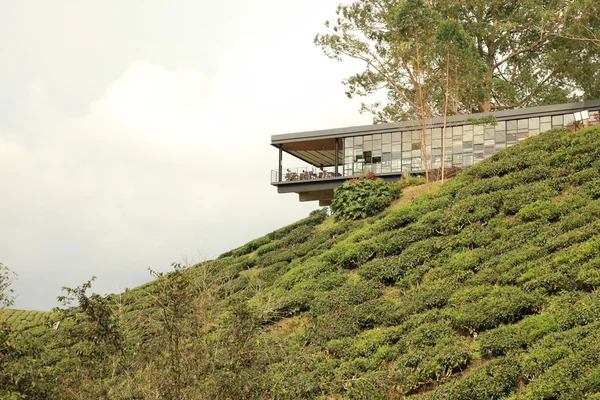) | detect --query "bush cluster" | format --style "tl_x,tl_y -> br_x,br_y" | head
330,173 -> 401,221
